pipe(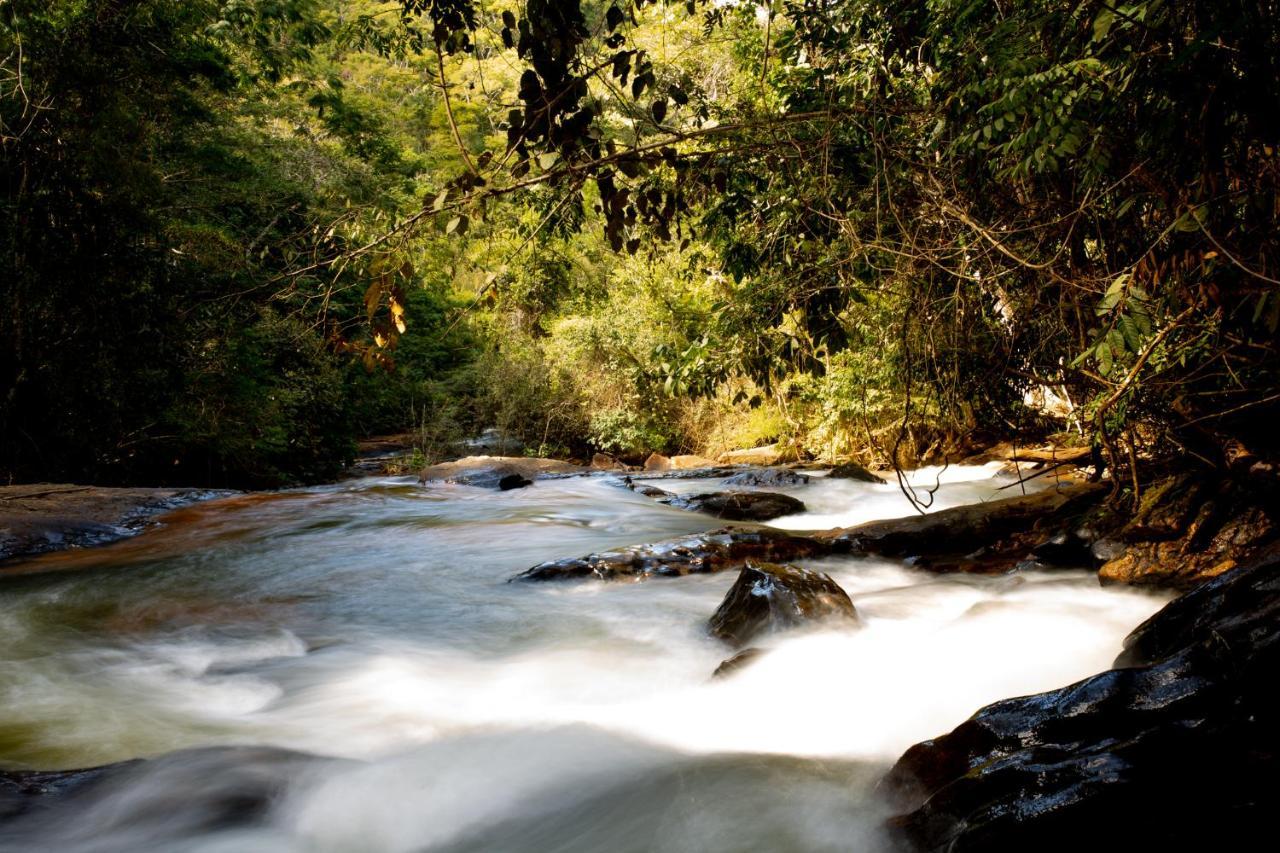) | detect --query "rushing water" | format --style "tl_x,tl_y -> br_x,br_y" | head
0,465 -> 1168,852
